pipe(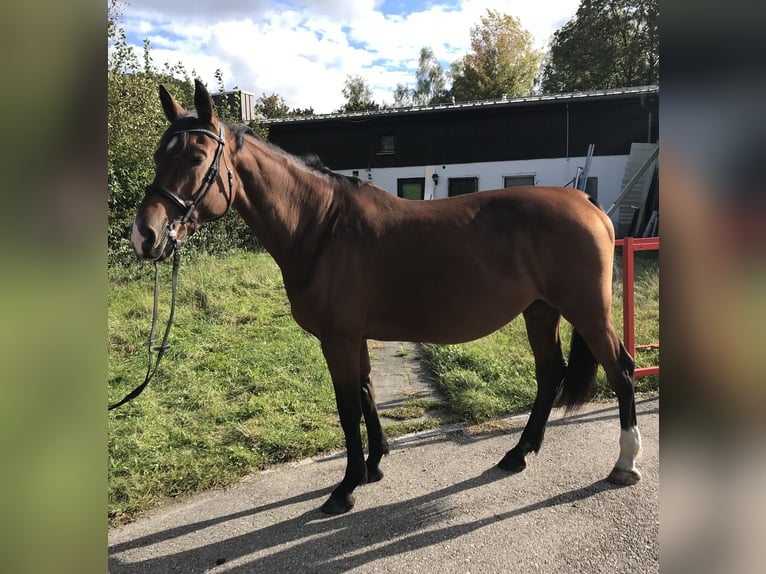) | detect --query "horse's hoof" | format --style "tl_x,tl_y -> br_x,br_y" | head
365,468 -> 384,484
365,459 -> 384,483
606,467 -> 641,485
320,493 -> 355,515
497,451 -> 526,472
